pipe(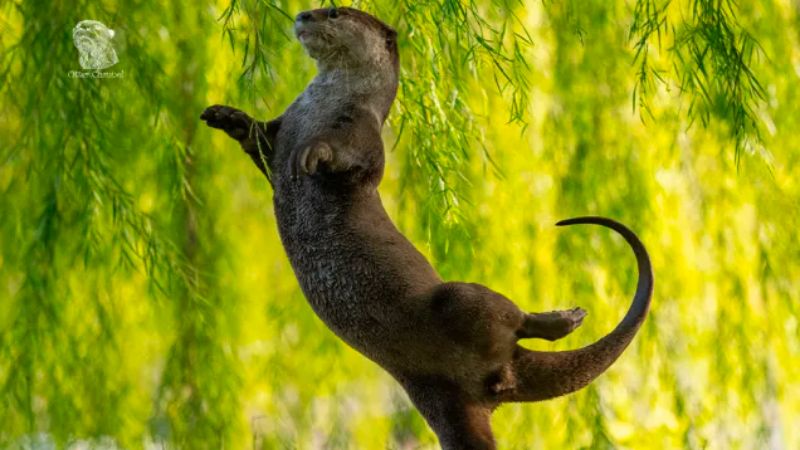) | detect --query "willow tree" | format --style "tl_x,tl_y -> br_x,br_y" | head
1,0 -> 798,449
